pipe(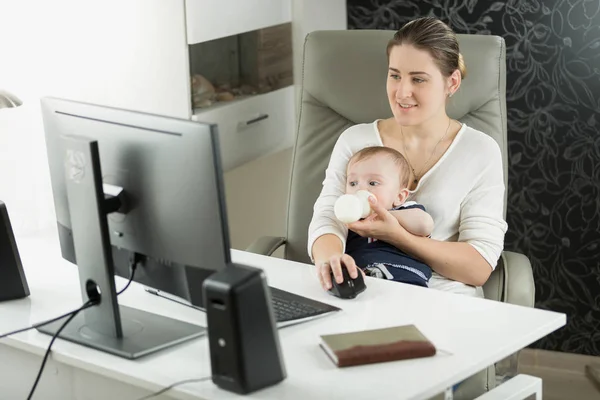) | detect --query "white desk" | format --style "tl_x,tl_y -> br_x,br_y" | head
0,231 -> 565,400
